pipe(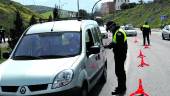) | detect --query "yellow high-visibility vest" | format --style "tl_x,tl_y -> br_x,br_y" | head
143,25 -> 150,28
113,28 -> 127,43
